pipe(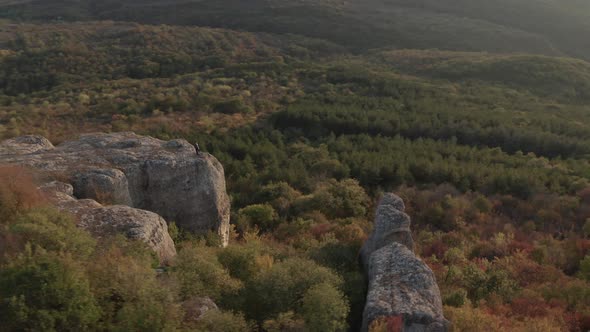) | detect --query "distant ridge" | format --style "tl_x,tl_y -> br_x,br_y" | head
1,0 -> 589,60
